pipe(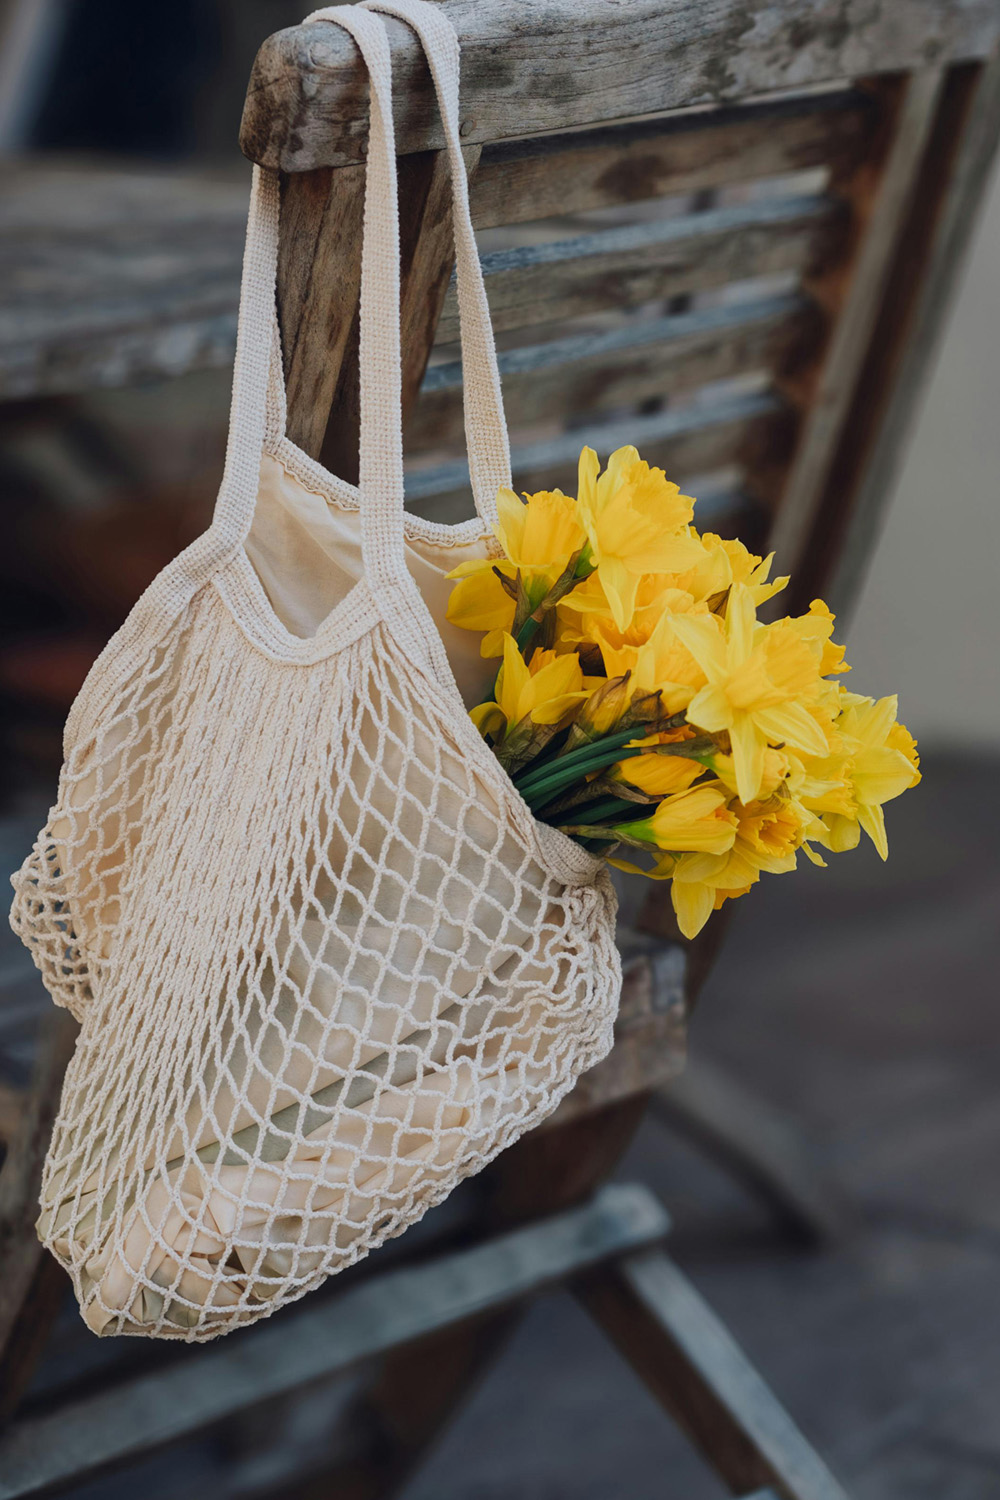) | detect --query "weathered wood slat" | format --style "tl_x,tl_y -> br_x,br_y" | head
411,294 -> 816,452
578,1248 -> 851,1500
823,54 -> 1000,617
308,143 -> 481,474
277,163 -> 367,462
0,163 -> 249,400
239,0 -> 1000,171
469,92 -> 876,228
769,69 -> 947,581
406,388 -> 787,505
549,946 -> 687,1128
0,1184 -> 670,1499
436,195 -> 843,343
